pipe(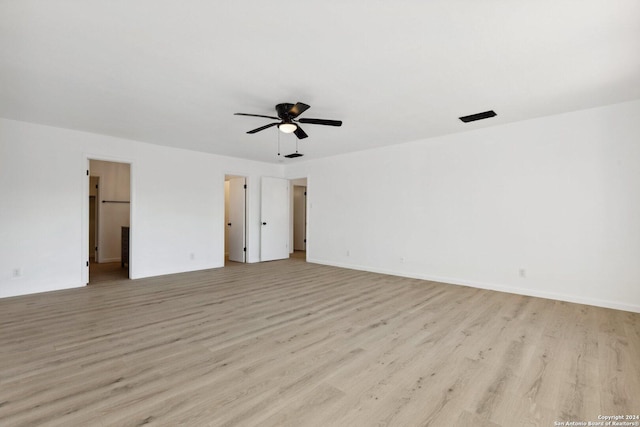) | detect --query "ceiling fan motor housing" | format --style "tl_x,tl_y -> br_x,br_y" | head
276,103 -> 296,120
